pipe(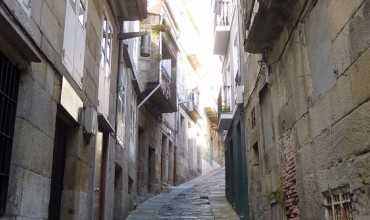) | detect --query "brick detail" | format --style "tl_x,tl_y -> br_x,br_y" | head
280,132 -> 299,220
